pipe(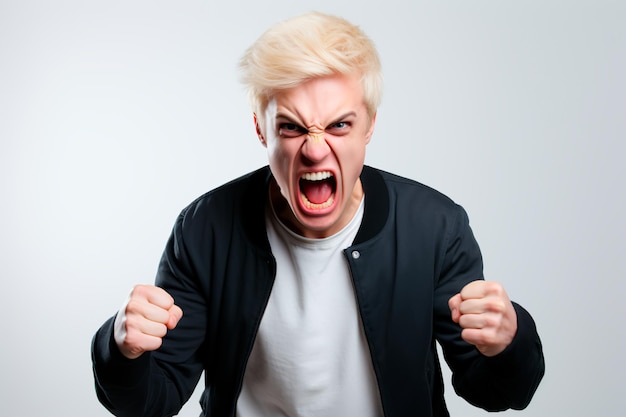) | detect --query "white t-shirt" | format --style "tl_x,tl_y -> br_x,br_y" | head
236,199 -> 383,417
